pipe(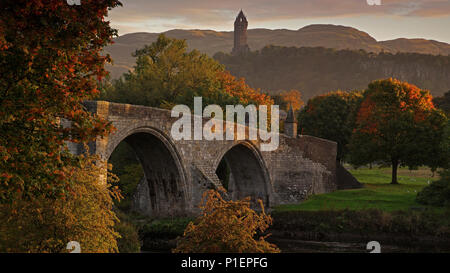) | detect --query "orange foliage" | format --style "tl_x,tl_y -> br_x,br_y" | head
217,71 -> 274,106
356,97 -> 377,134
0,0 -> 119,203
356,78 -> 436,133
280,89 -> 304,111
173,189 -> 280,253
0,153 -> 120,253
